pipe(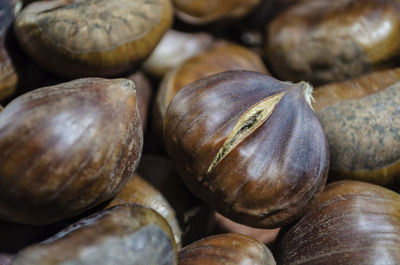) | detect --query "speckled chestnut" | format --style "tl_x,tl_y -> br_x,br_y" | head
14,0 -> 173,77
107,173 -> 182,248
313,68 -> 400,111
0,78 -> 143,225
153,42 -> 268,141
277,181 -> 400,265
318,81 -> 400,189
266,0 -> 400,85
178,233 -> 276,265
173,0 -> 261,24
11,204 -> 177,265
163,70 -> 329,228
0,0 -> 22,101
